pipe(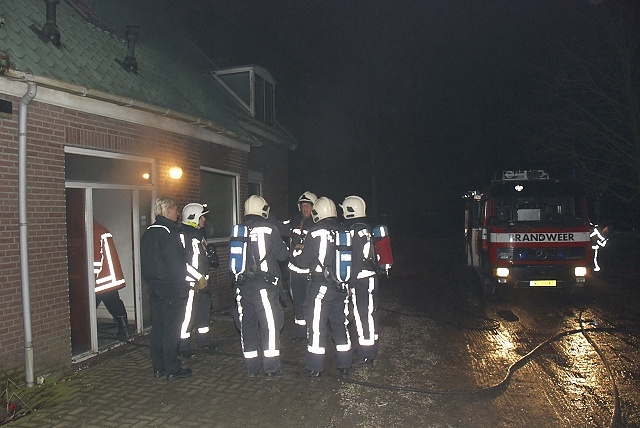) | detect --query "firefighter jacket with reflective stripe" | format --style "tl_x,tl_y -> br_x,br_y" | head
93,220 -> 126,295
285,212 -> 315,273
243,215 -> 289,279
292,217 -> 343,276
179,224 -> 210,284
343,218 -> 377,279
